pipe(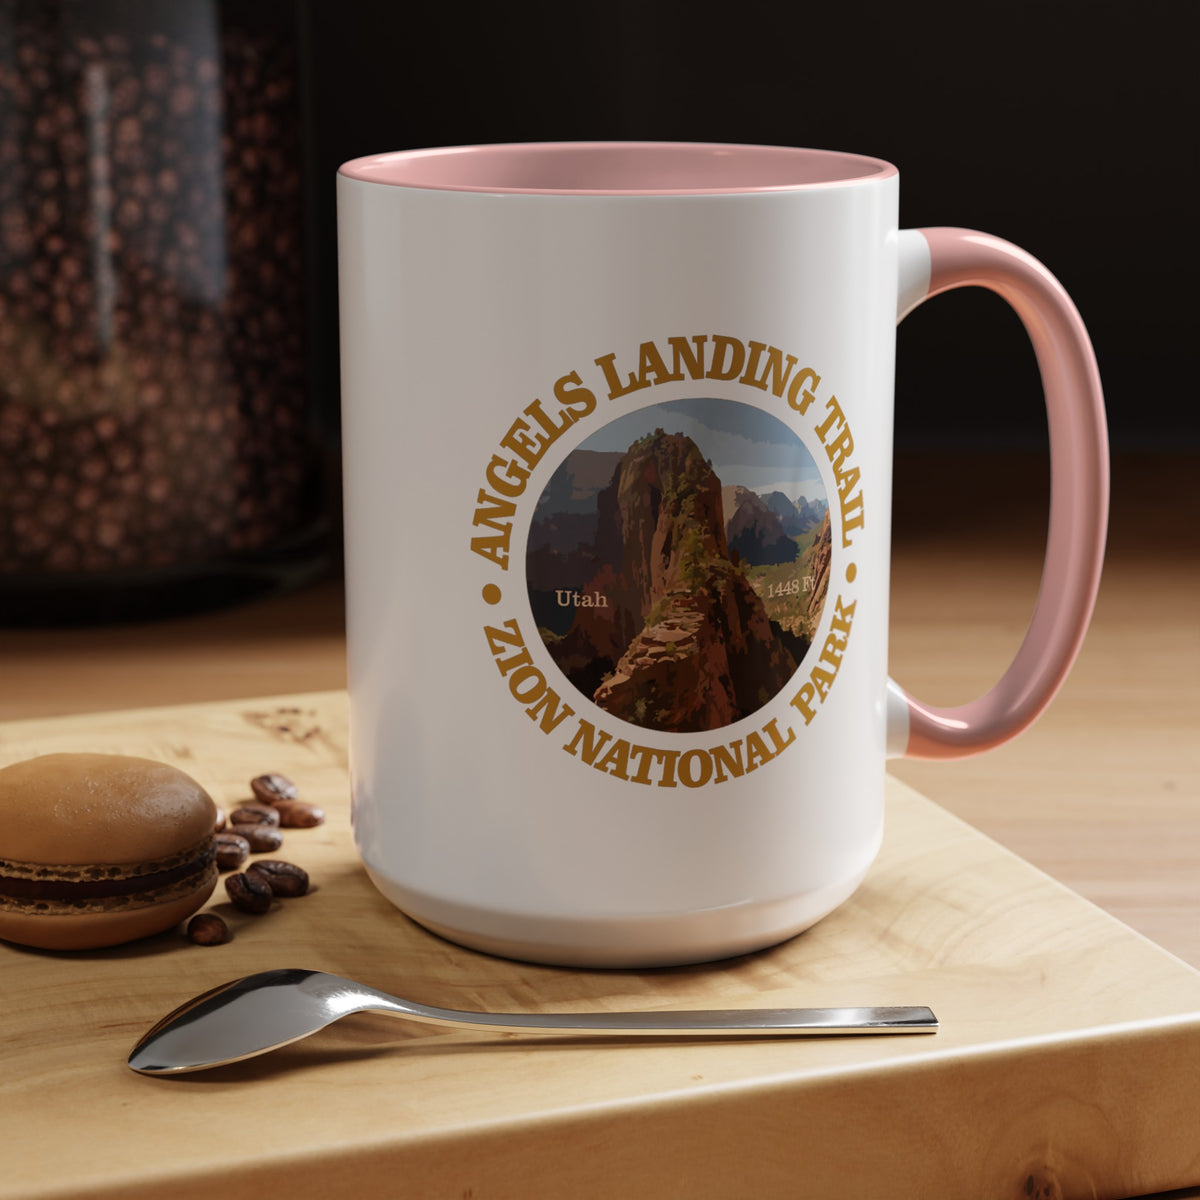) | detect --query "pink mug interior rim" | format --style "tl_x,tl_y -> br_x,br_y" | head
337,141 -> 897,196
